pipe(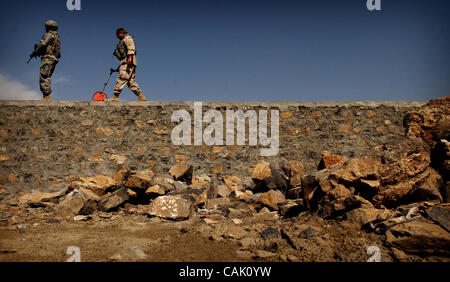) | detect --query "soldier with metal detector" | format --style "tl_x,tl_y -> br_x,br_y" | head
107,28 -> 147,102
